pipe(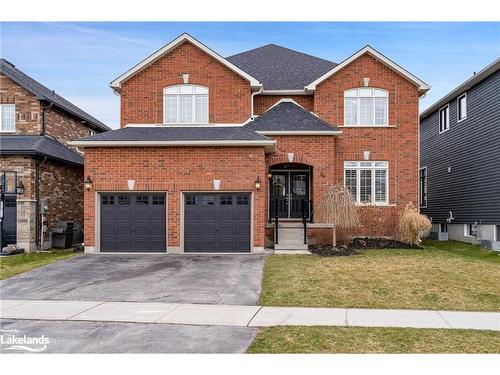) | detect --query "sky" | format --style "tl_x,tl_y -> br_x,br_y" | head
1,22 -> 499,128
